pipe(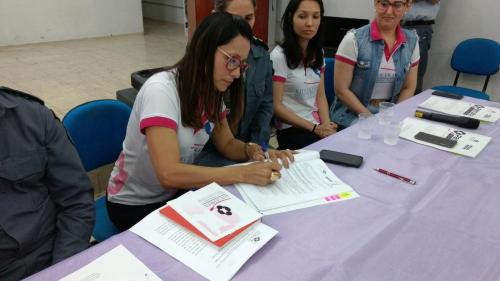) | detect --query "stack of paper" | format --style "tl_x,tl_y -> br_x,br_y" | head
130,183 -> 278,281
399,117 -> 491,157
418,95 -> 500,122
160,182 -> 263,247
236,150 -> 360,215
